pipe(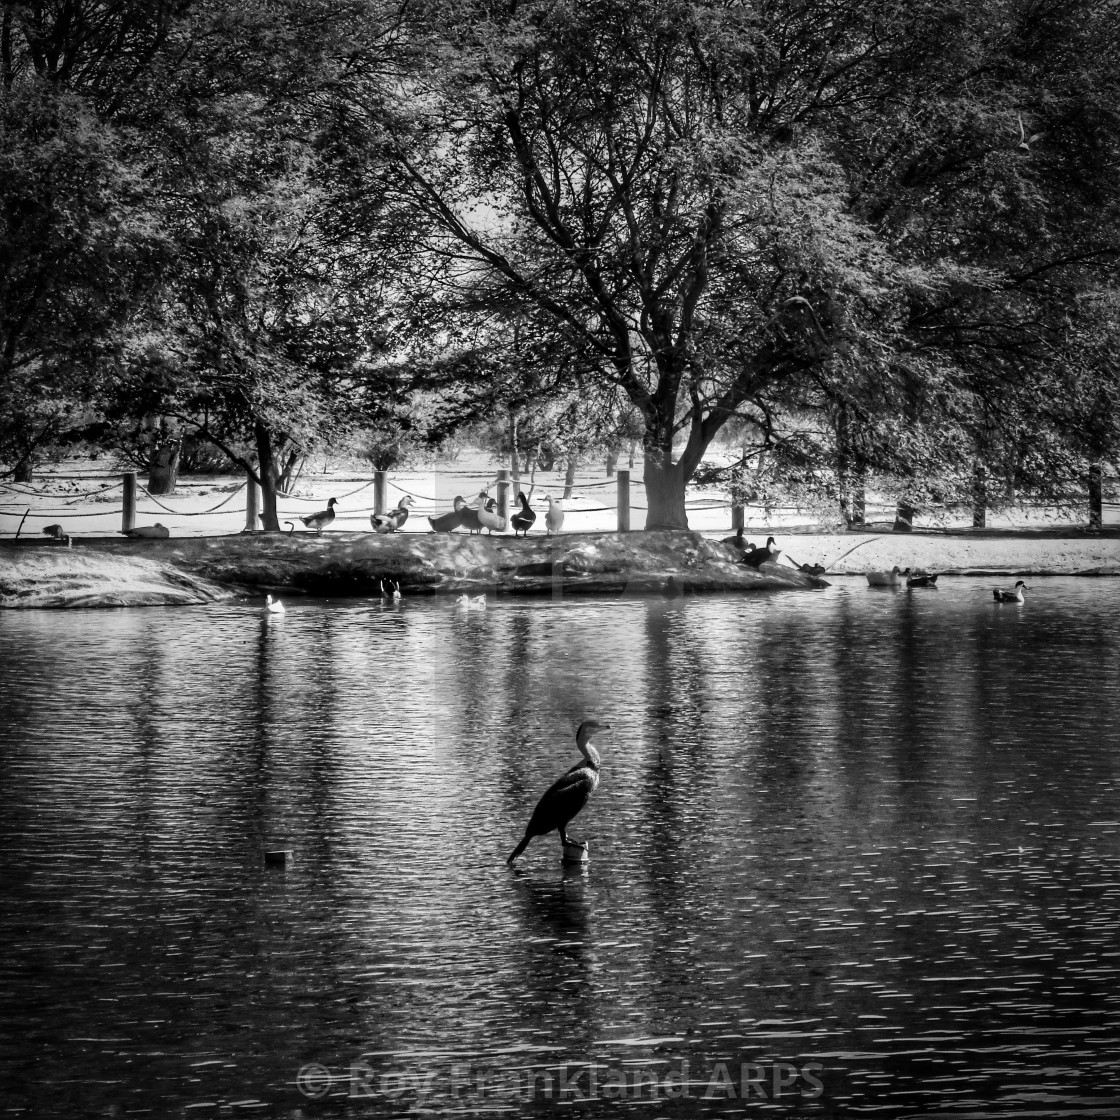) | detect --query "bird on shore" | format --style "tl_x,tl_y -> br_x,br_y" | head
544,495 -> 565,536
300,497 -> 337,534
741,535 -> 778,568
721,526 -> 754,558
42,524 -> 70,544
511,492 -> 536,537
907,571 -> 939,588
122,523 -> 170,539
265,594 -> 285,614
866,565 -> 904,587
993,580 -> 1029,603
478,495 -> 506,534
429,496 -> 467,533
371,496 -> 413,533
508,720 -> 611,865
460,494 -> 486,535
